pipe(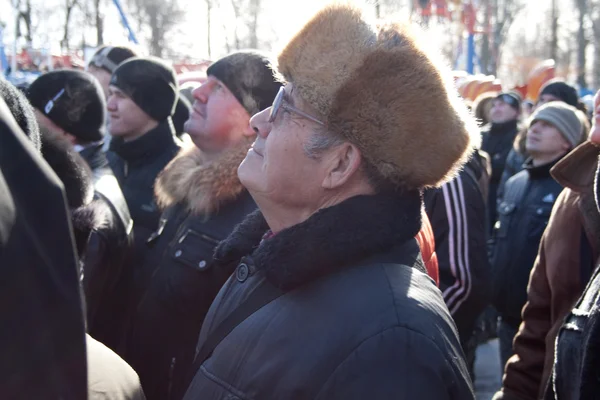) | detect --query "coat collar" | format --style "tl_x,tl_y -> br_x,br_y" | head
551,141 -> 599,193
524,157 -> 561,180
214,190 -> 424,290
154,137 -> 253,215
109,119 -> 179,164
